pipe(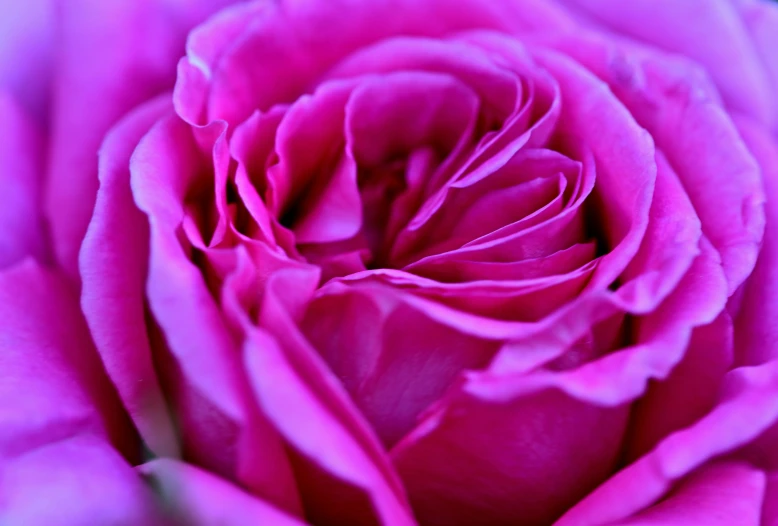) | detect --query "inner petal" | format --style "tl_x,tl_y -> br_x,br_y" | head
344,71 -> 481,266
345,71 -> 480,167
